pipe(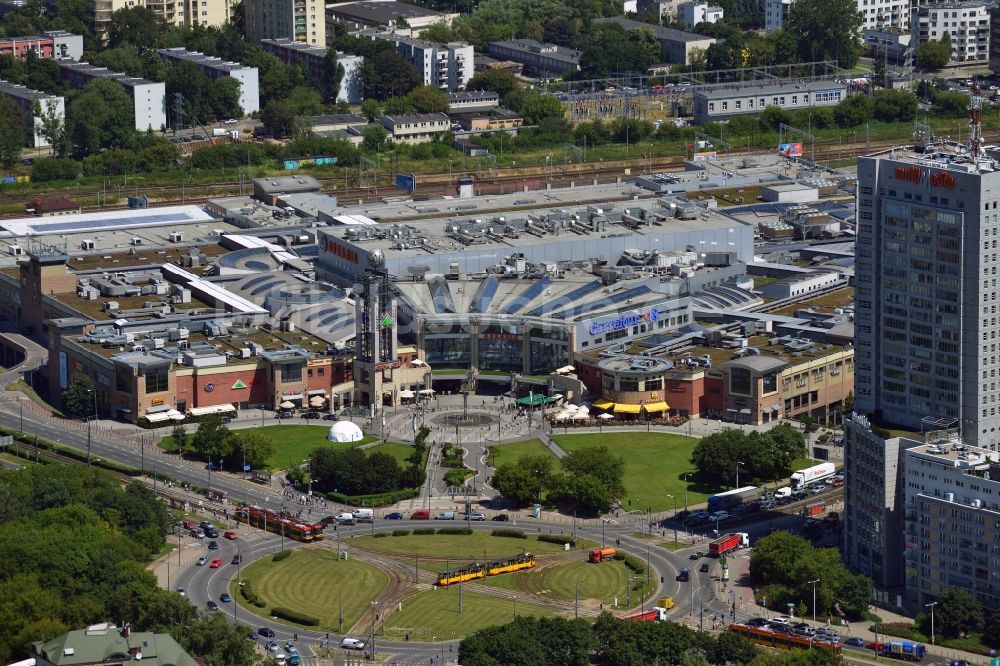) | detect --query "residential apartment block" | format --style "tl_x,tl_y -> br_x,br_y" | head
260,38 -> 363,102
94,0 -> 238,39
245,0 -> 326,46
912,1 -> 991,65
0,30 -> 83,60
766,0 -> 909,32
158,48 -> 260,114
677,2 -> 723,29
58,61 -> 166,131
486,39 -> 582,78
692,81 -> 847,124
365,33 -> 472,90
0,80 -> 64,148
325,1 -> 458,32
